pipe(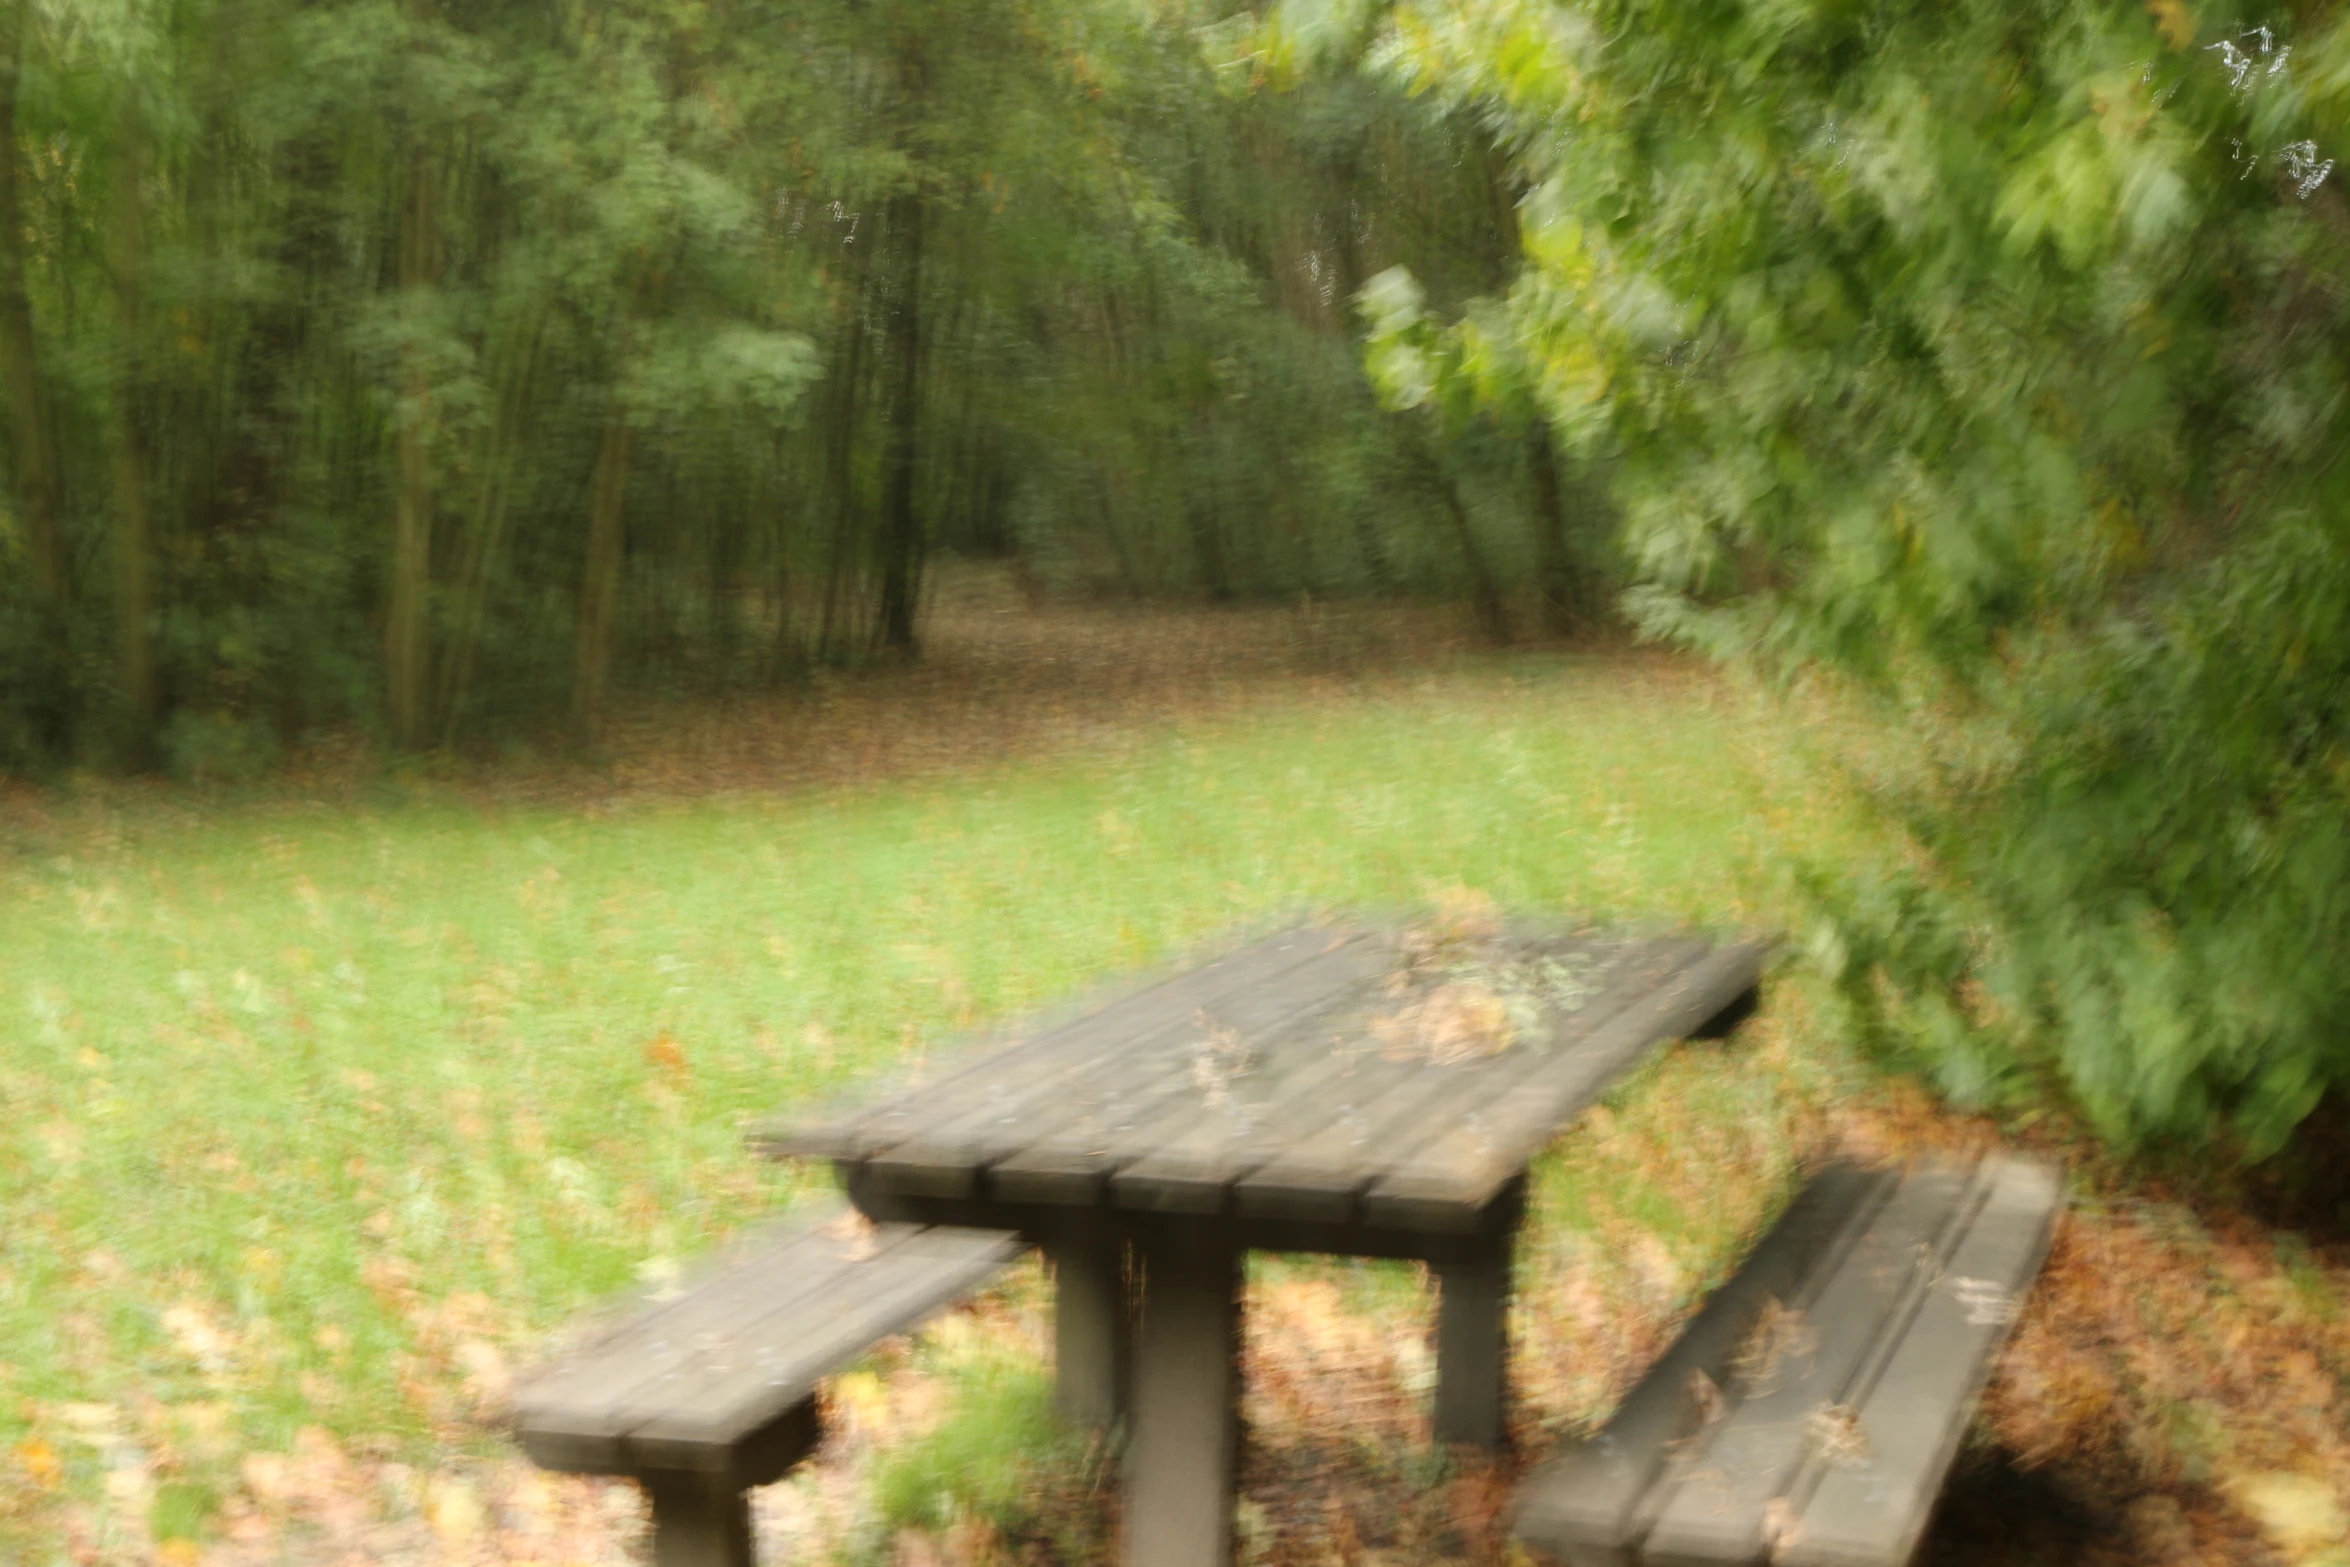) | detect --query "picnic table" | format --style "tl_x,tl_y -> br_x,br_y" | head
760,917 -> 1768,1567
